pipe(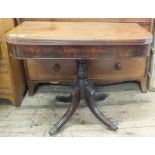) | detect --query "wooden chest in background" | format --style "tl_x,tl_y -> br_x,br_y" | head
148,20 -> 155,91
16,18 -> 154,95
0,18 -> 26,106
